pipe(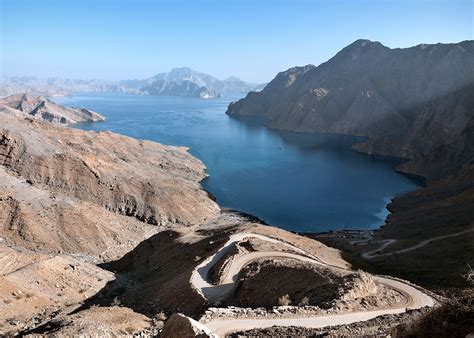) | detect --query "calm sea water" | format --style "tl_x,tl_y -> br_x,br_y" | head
55,93 -> 420,232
